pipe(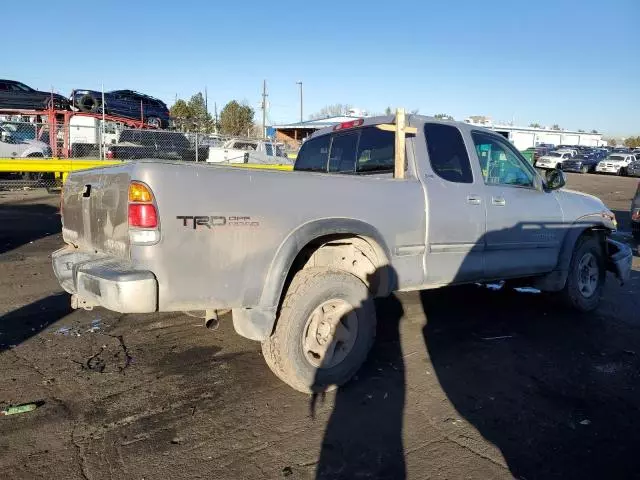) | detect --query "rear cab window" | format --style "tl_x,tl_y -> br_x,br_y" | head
295,126 -> 395,174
